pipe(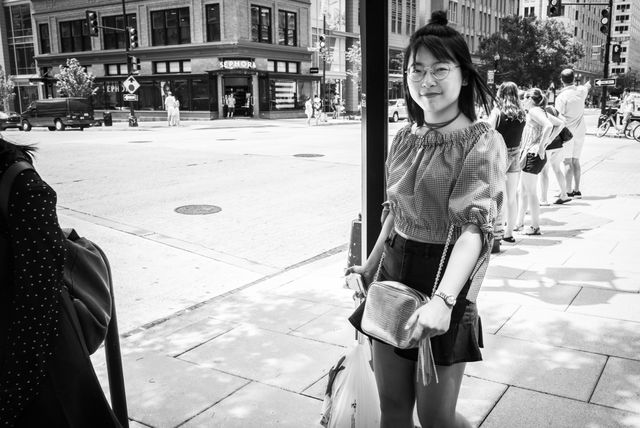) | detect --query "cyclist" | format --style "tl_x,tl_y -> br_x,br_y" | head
618,88 -> 636,136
